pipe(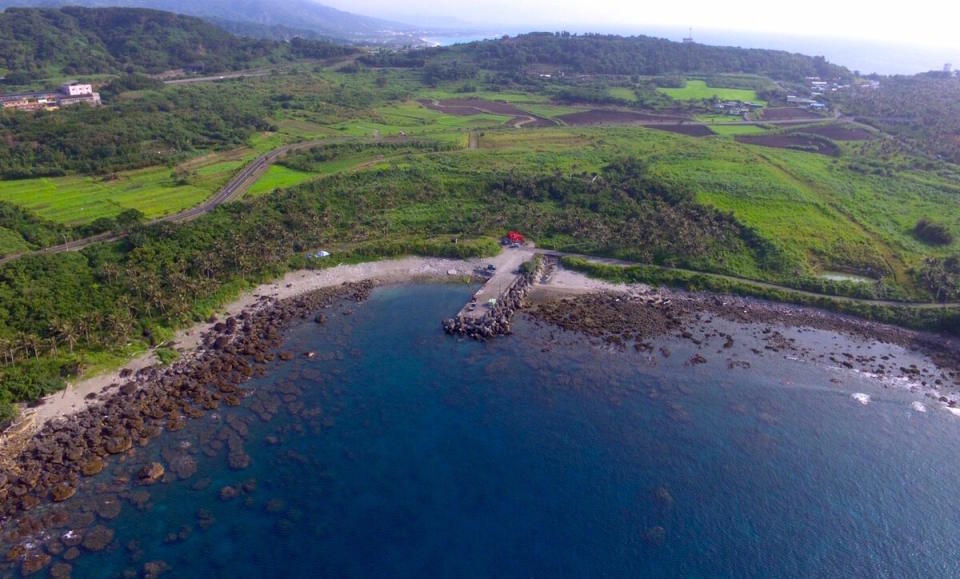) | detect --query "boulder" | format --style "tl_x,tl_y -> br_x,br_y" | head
20,552 -> 52,576
51,484 -> 77,502
137,463 -> 165,486
80,457 -> 106,477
